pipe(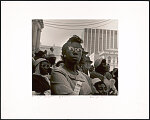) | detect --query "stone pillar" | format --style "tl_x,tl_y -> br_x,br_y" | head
32,19 -> 44,53
32,20 -> 38,52
35,28 -> 41,52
